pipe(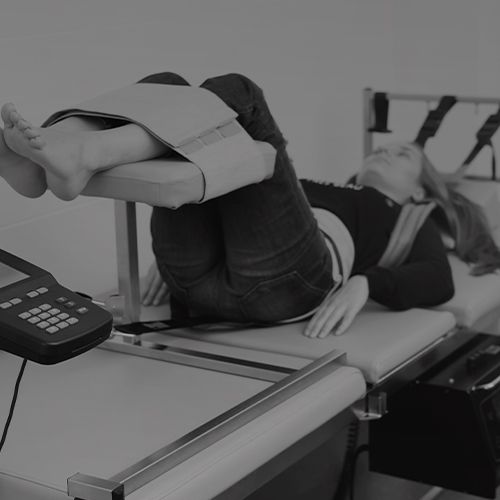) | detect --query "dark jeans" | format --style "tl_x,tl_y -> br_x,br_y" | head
140,72 -> 333,322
